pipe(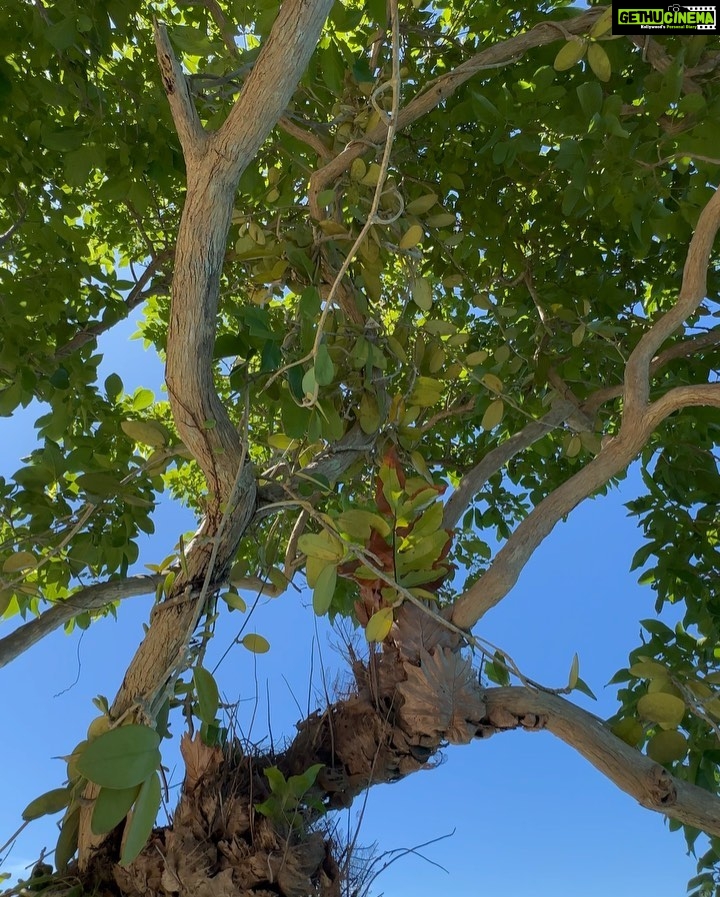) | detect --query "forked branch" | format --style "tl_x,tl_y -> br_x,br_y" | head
451,185 -> 720,629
